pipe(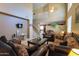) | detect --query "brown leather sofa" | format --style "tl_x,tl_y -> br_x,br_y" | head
48,44 -> 71,56
31,44 -> 48,56
0,41 -> 17,56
